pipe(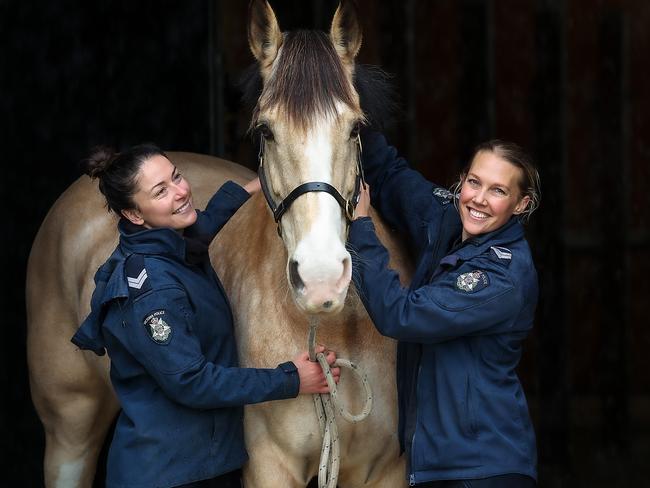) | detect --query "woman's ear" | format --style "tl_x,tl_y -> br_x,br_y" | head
513,195 -> 531,215
121,208 -> 144,226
